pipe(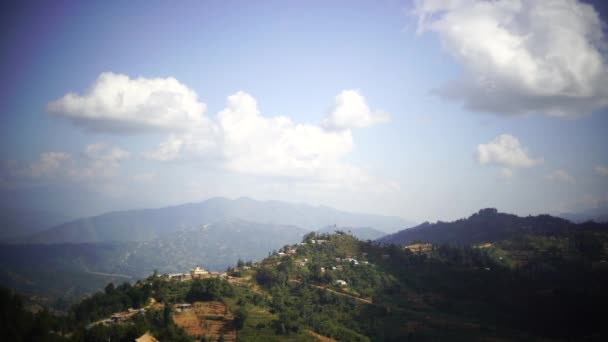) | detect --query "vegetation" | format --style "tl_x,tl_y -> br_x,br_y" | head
2,216 -> 608,341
